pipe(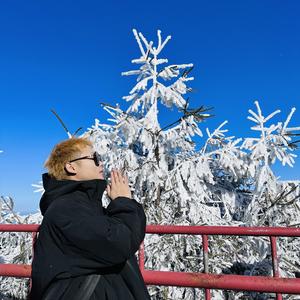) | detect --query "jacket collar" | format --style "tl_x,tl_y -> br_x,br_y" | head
39,173 -> 107,215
